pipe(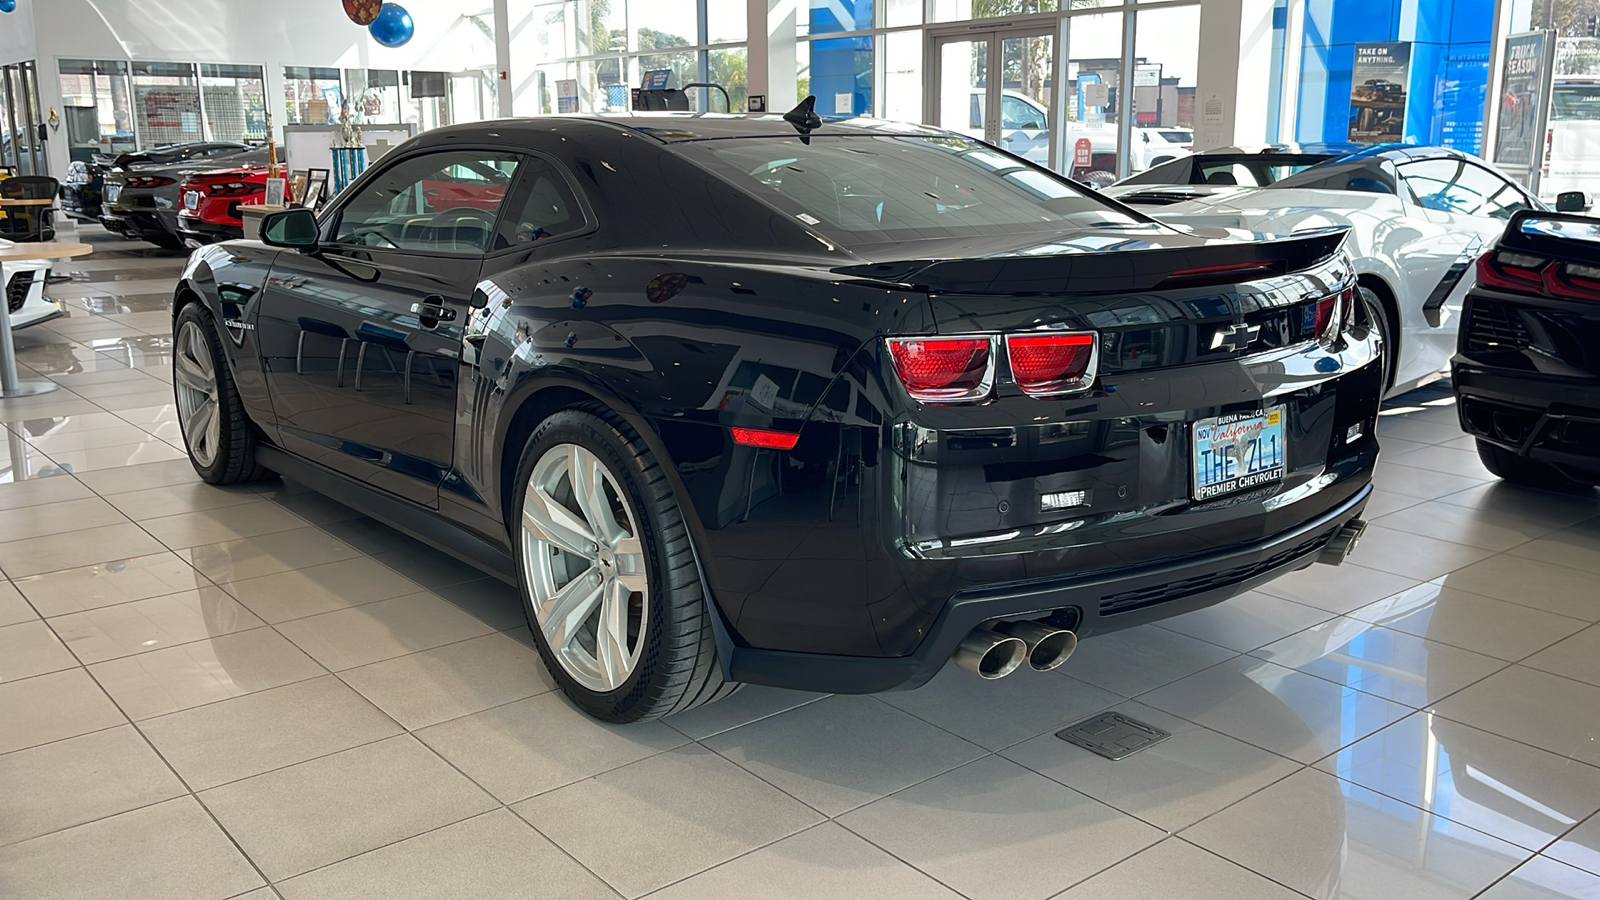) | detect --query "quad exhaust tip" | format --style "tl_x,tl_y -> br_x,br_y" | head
996,620 -> 1079,671
1318,519 -> 1367,566
952,628 -> 1027,679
